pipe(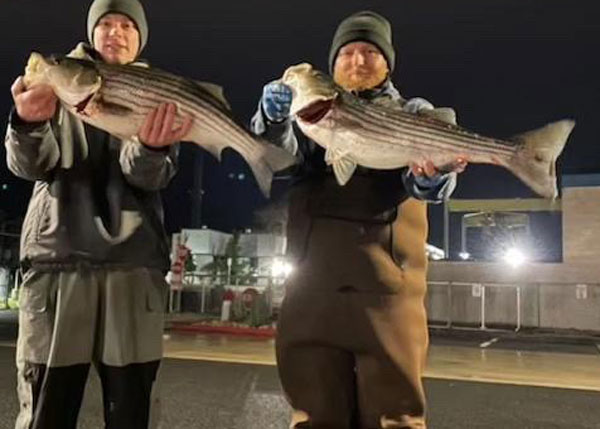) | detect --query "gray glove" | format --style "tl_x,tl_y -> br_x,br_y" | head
403,97 -> 434,114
